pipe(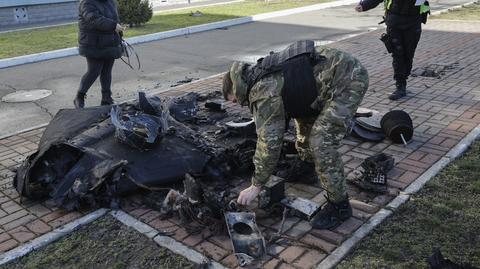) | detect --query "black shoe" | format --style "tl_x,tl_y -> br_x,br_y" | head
310,196 -> 352,230
389,81 -> 407,100
282,159 -> 318,184
101,92 -> 114,106
73,93 -> 85,108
